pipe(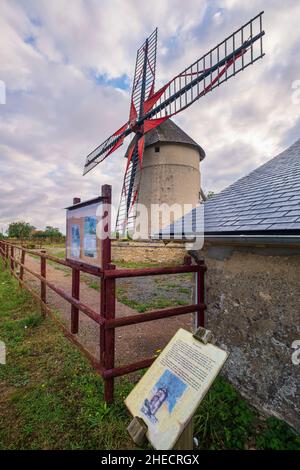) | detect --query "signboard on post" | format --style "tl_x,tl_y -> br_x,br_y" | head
125,328 -> 228,450
66,196 -> 105,267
